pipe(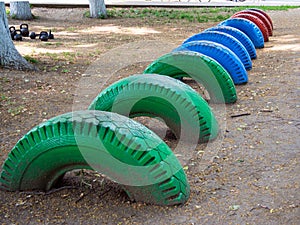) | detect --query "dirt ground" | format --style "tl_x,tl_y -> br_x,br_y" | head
0,7 -> 299,225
